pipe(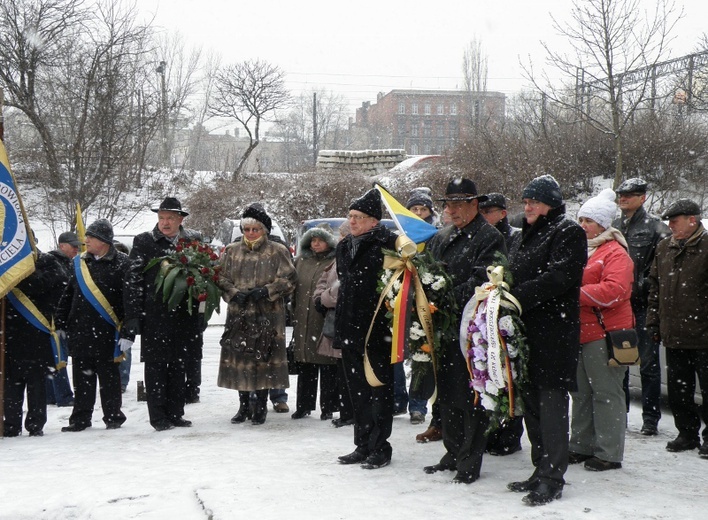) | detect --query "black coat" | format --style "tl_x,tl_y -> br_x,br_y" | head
495,218 -> 521,251
334,224 -> 398,358
427,214 -> 507,408
5,251 -> 69,364
126,225 -> 203,363
56,246 -> 133,360
508,205 -> 587,391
